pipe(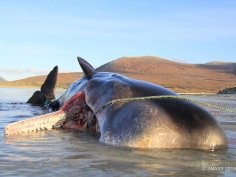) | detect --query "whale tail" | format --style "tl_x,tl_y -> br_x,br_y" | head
27,66 -> 58,106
